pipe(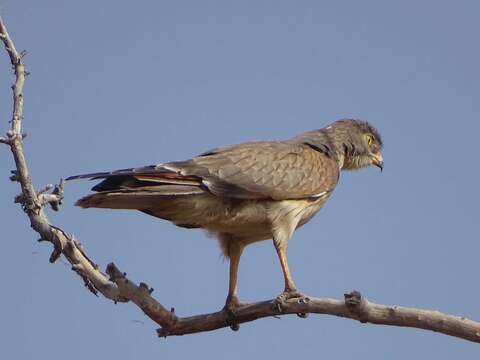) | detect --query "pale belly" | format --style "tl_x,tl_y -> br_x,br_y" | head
169,194 -> 329,242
